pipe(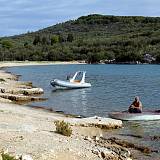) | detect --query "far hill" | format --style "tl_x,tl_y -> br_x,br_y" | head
1,14 -> 160,63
